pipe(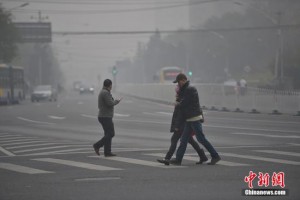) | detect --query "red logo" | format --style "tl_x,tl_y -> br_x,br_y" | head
244,171 -> 285,189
